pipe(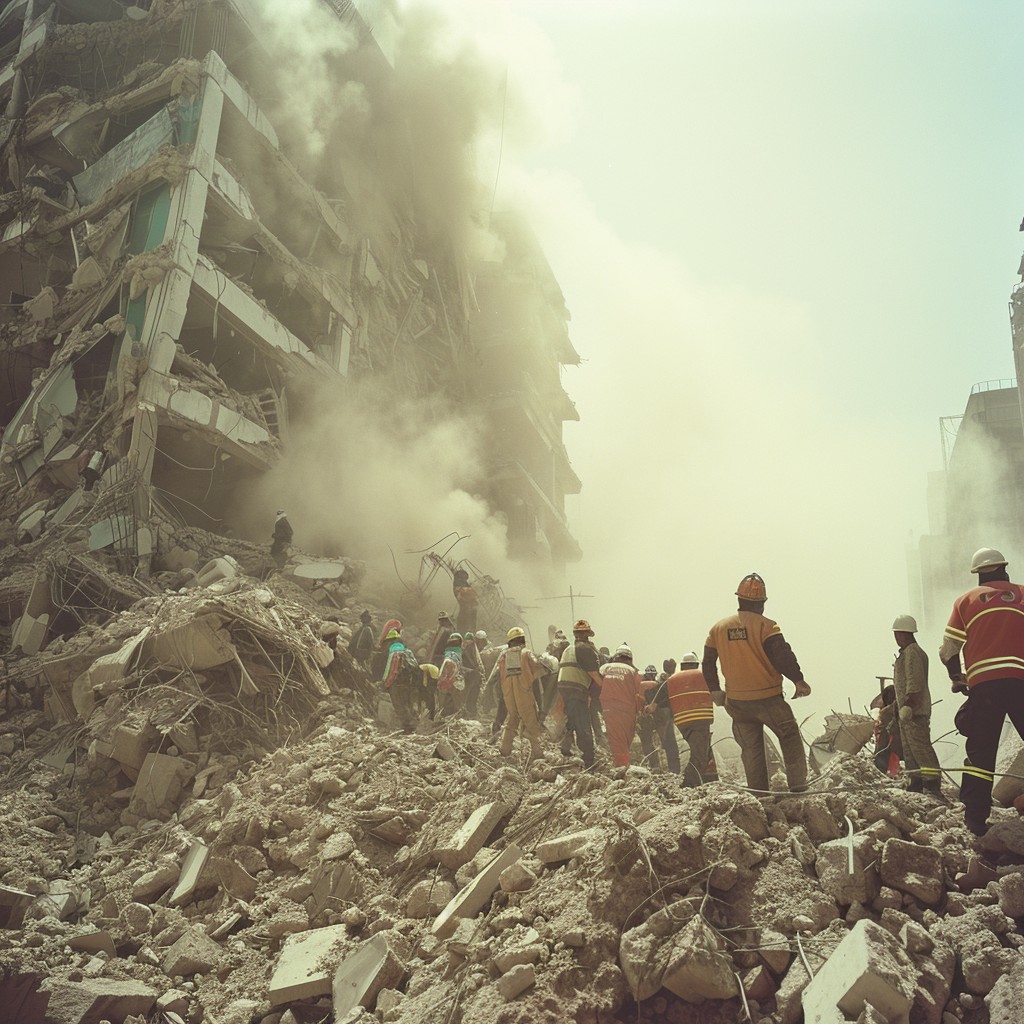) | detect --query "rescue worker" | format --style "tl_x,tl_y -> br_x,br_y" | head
436,632 -> 464,718
370,617 -> 402,680
638,663 -> 681,773
703,573 -> 811,794
347,610 -> 375,666
891,614 -> 942,794
270,509 -> 292,567
668,652 -> 719,787
424,611 -> 455,718
461,631 -> 484,719
453,569 -> 479,633
557,619 -> 602,768
381,627 -> 417,733
941,547 -> 1024,836
599,644 -> 646,767
496,627 -> 544,759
